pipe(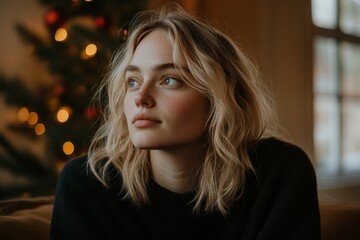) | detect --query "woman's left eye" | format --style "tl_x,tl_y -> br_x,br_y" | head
127,79 -> 140,88
162,77 -> 181,86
